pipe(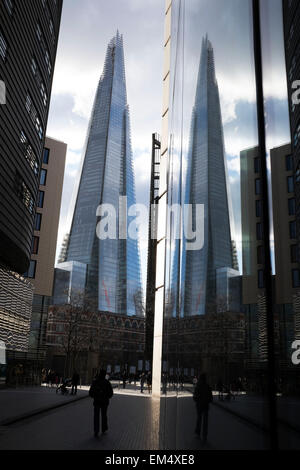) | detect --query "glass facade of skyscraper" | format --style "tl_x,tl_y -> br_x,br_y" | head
65,33 -> 143,316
